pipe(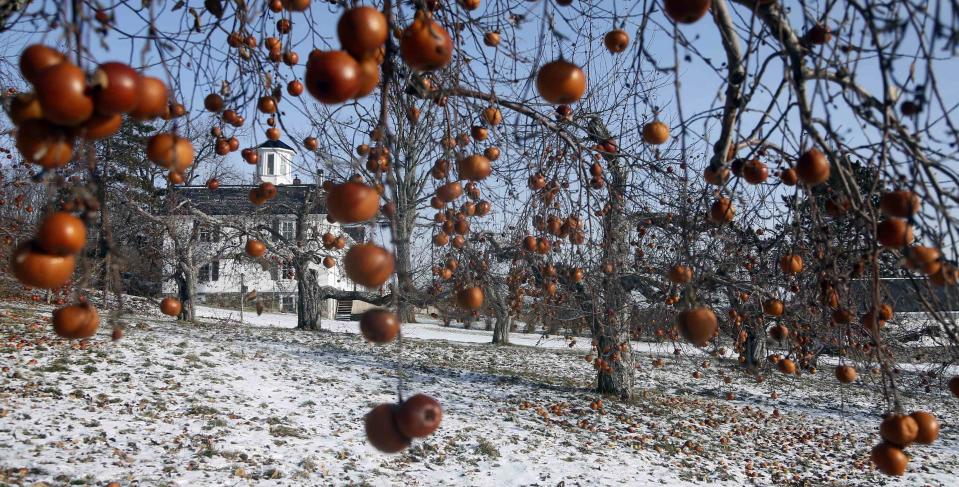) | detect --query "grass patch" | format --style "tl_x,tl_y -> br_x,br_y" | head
186,405 -> 219,416
300,456 -> 318,473
270,425 -> 306,438
41,358 -> 71,373
476,438 -> 500,459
